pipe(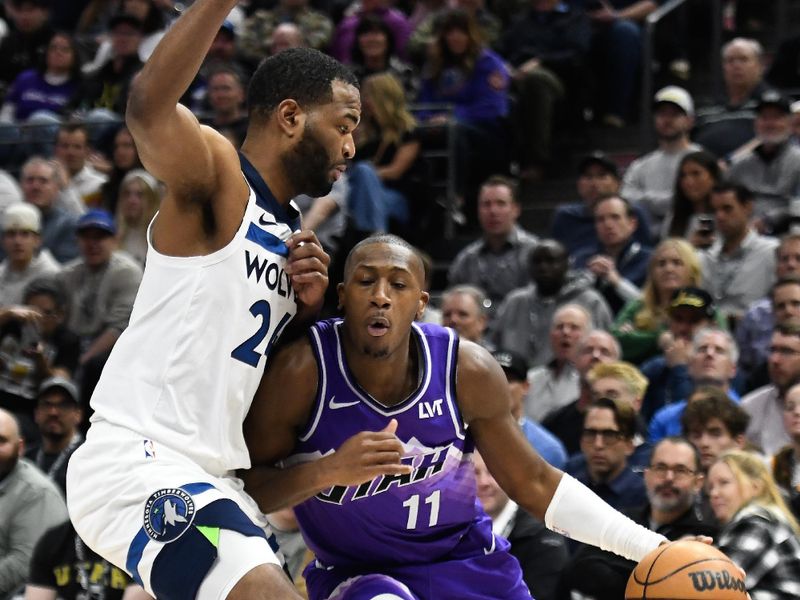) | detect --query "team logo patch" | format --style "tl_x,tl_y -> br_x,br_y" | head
143,488 -> 196,542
